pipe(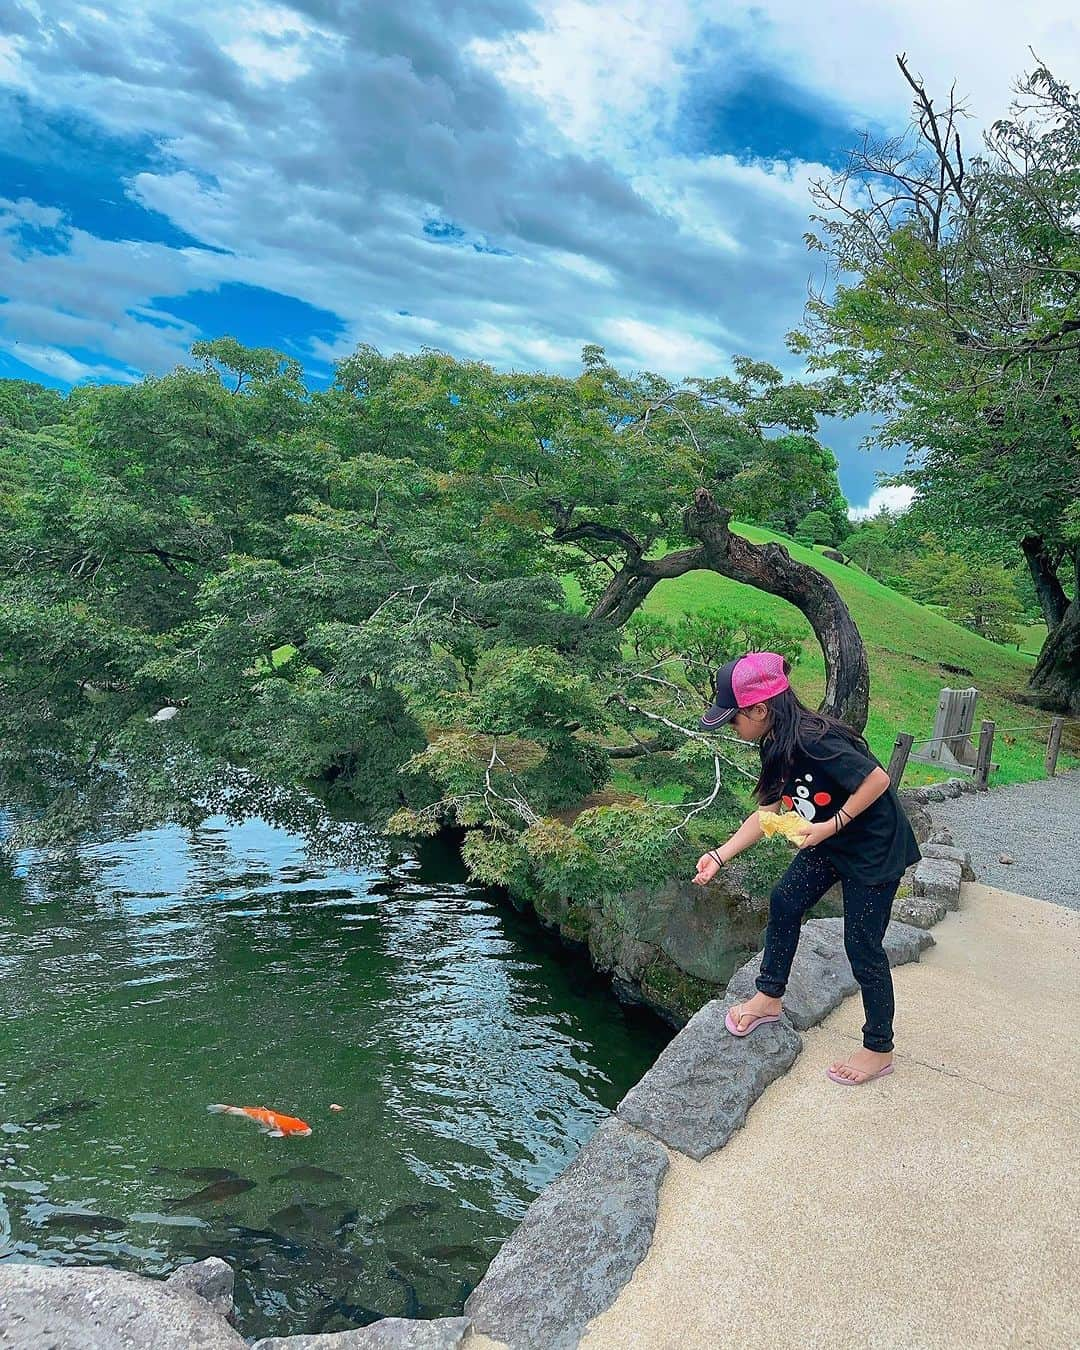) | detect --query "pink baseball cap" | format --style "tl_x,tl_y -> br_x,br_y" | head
700,652 -> 790,729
